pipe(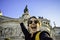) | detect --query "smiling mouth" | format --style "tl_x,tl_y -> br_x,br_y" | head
31,27 -> 37,29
